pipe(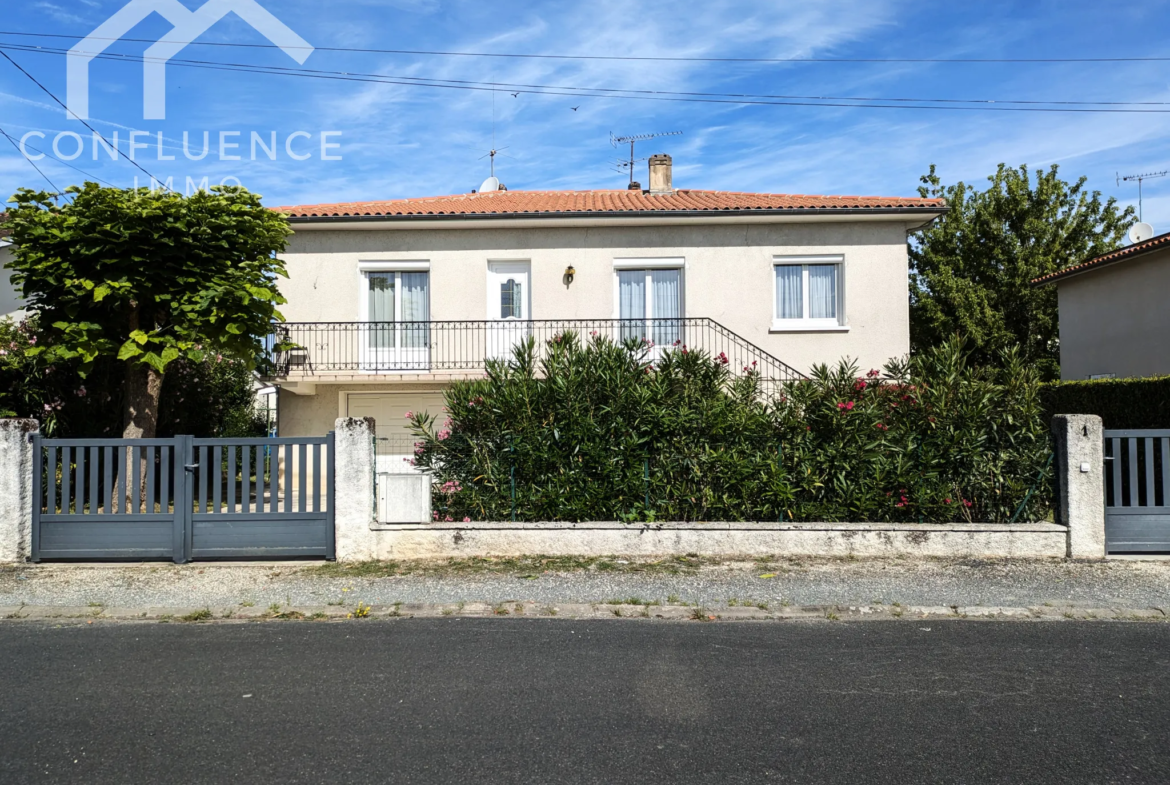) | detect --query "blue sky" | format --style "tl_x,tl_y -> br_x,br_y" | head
2,0 -> 1170,227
